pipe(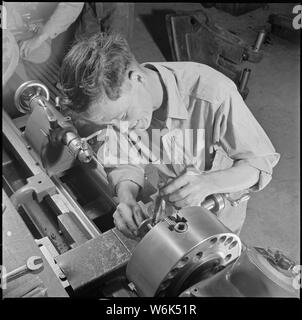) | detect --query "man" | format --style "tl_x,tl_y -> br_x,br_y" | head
60,32 -> 280,239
